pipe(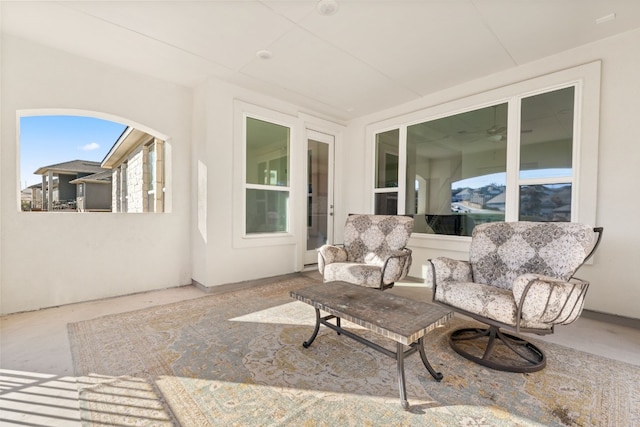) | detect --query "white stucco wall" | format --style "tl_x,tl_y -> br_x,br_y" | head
0,35 -> 193,314
2,29 -> 638,320
343,29 -> 640,319
191,78 -> 320,287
